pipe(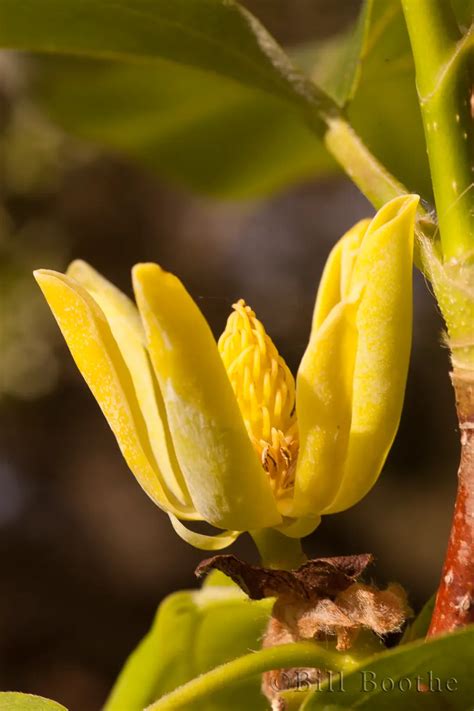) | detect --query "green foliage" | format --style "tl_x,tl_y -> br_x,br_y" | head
400,594 -> 436,644
295,1 -> 372,108
136,624 -> 474,710
0,694 -> 67,711
452,0 -> 474,30
104,578 -> 273,711
0,0 -> 336,198
147,640 -> 353,711
301,625 -> 474,709
300,0 -> 431,199
35,56 -> 336,198
0,0 -> 432,201
346,0 -> 431,200
0,0 -> 314,103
